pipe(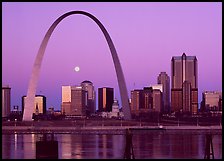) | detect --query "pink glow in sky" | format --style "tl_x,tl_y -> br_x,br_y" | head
2,2 -> 222,111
